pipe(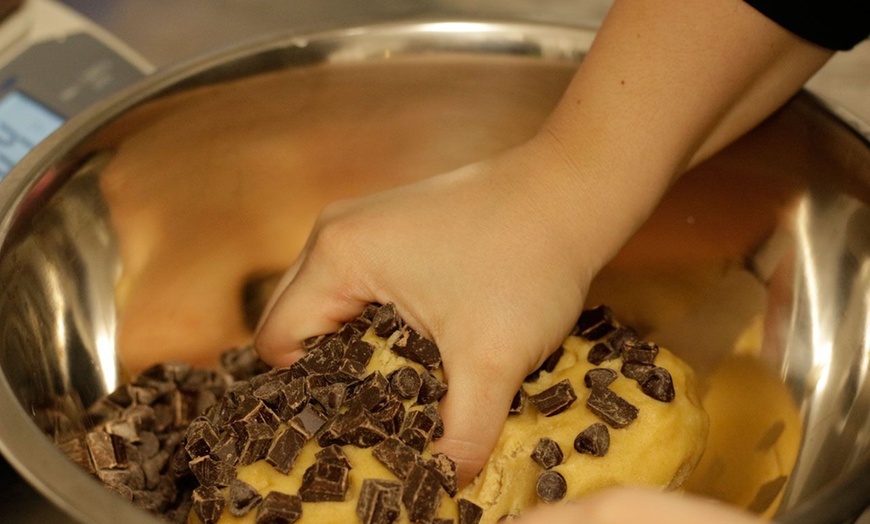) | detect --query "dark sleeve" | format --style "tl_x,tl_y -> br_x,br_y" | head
744,0 -> 870,51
